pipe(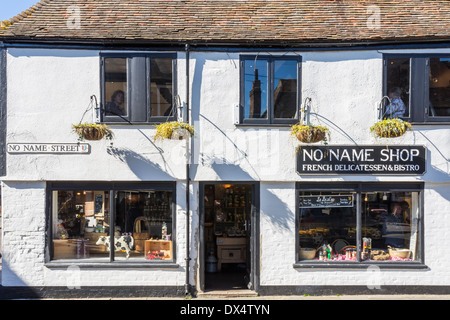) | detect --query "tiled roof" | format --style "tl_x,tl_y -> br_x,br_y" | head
1,0 -> 449,45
